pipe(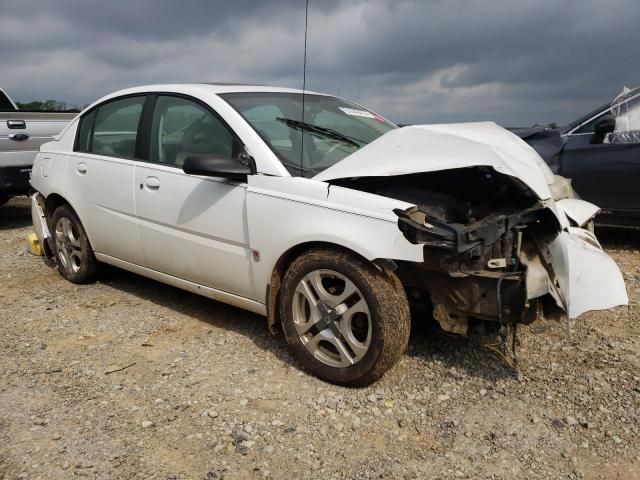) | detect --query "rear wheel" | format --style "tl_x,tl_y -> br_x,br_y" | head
279,248 -> 410,386
51,205 -> 98,284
